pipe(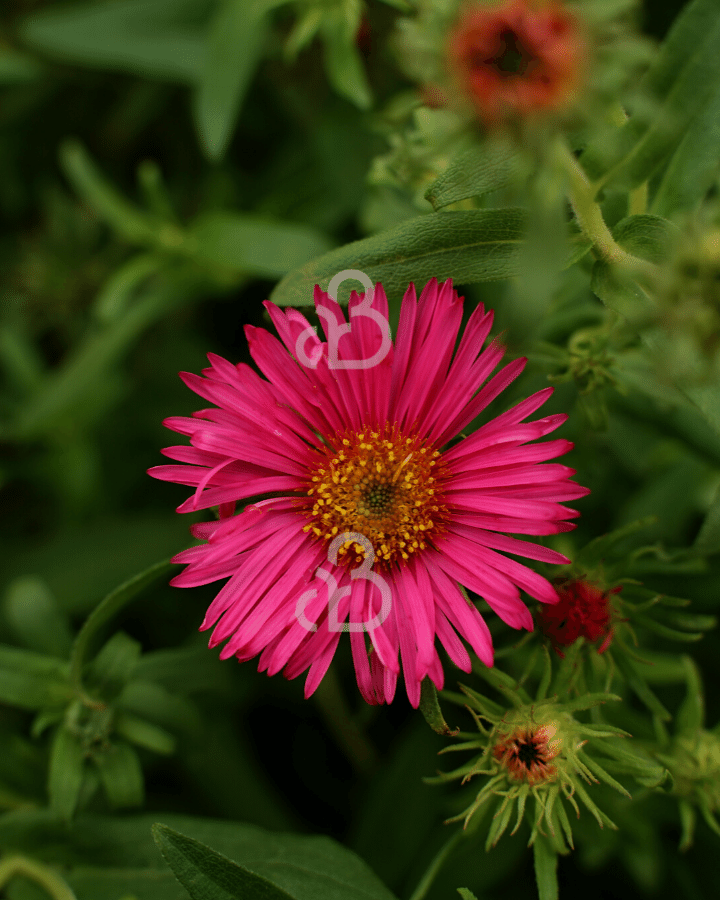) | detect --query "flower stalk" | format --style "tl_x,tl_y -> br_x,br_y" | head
557,140 -> 644,271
